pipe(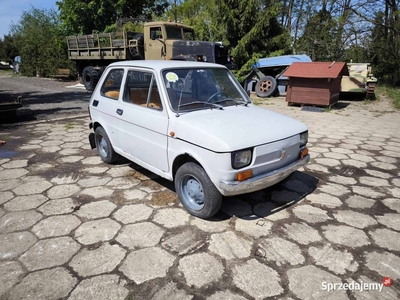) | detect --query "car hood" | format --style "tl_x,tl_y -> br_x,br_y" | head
172,105 -> 308,152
